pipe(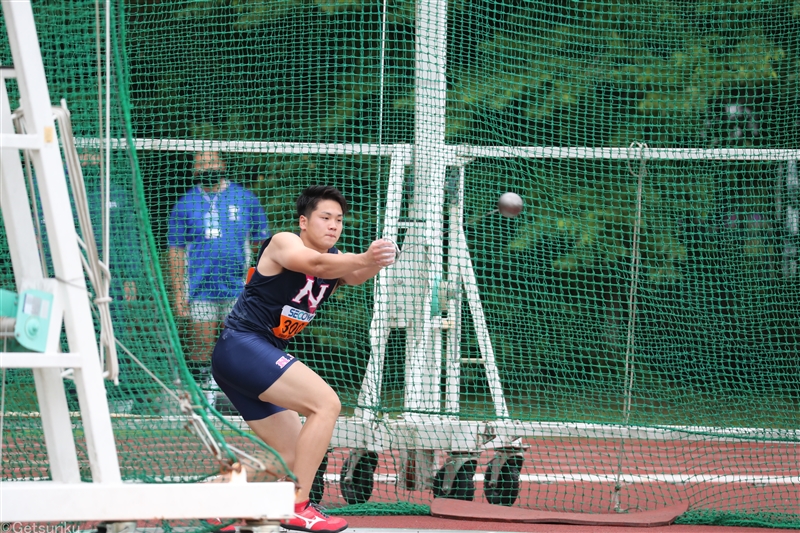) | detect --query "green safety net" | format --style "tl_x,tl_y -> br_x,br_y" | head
1,0 -> 798,530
